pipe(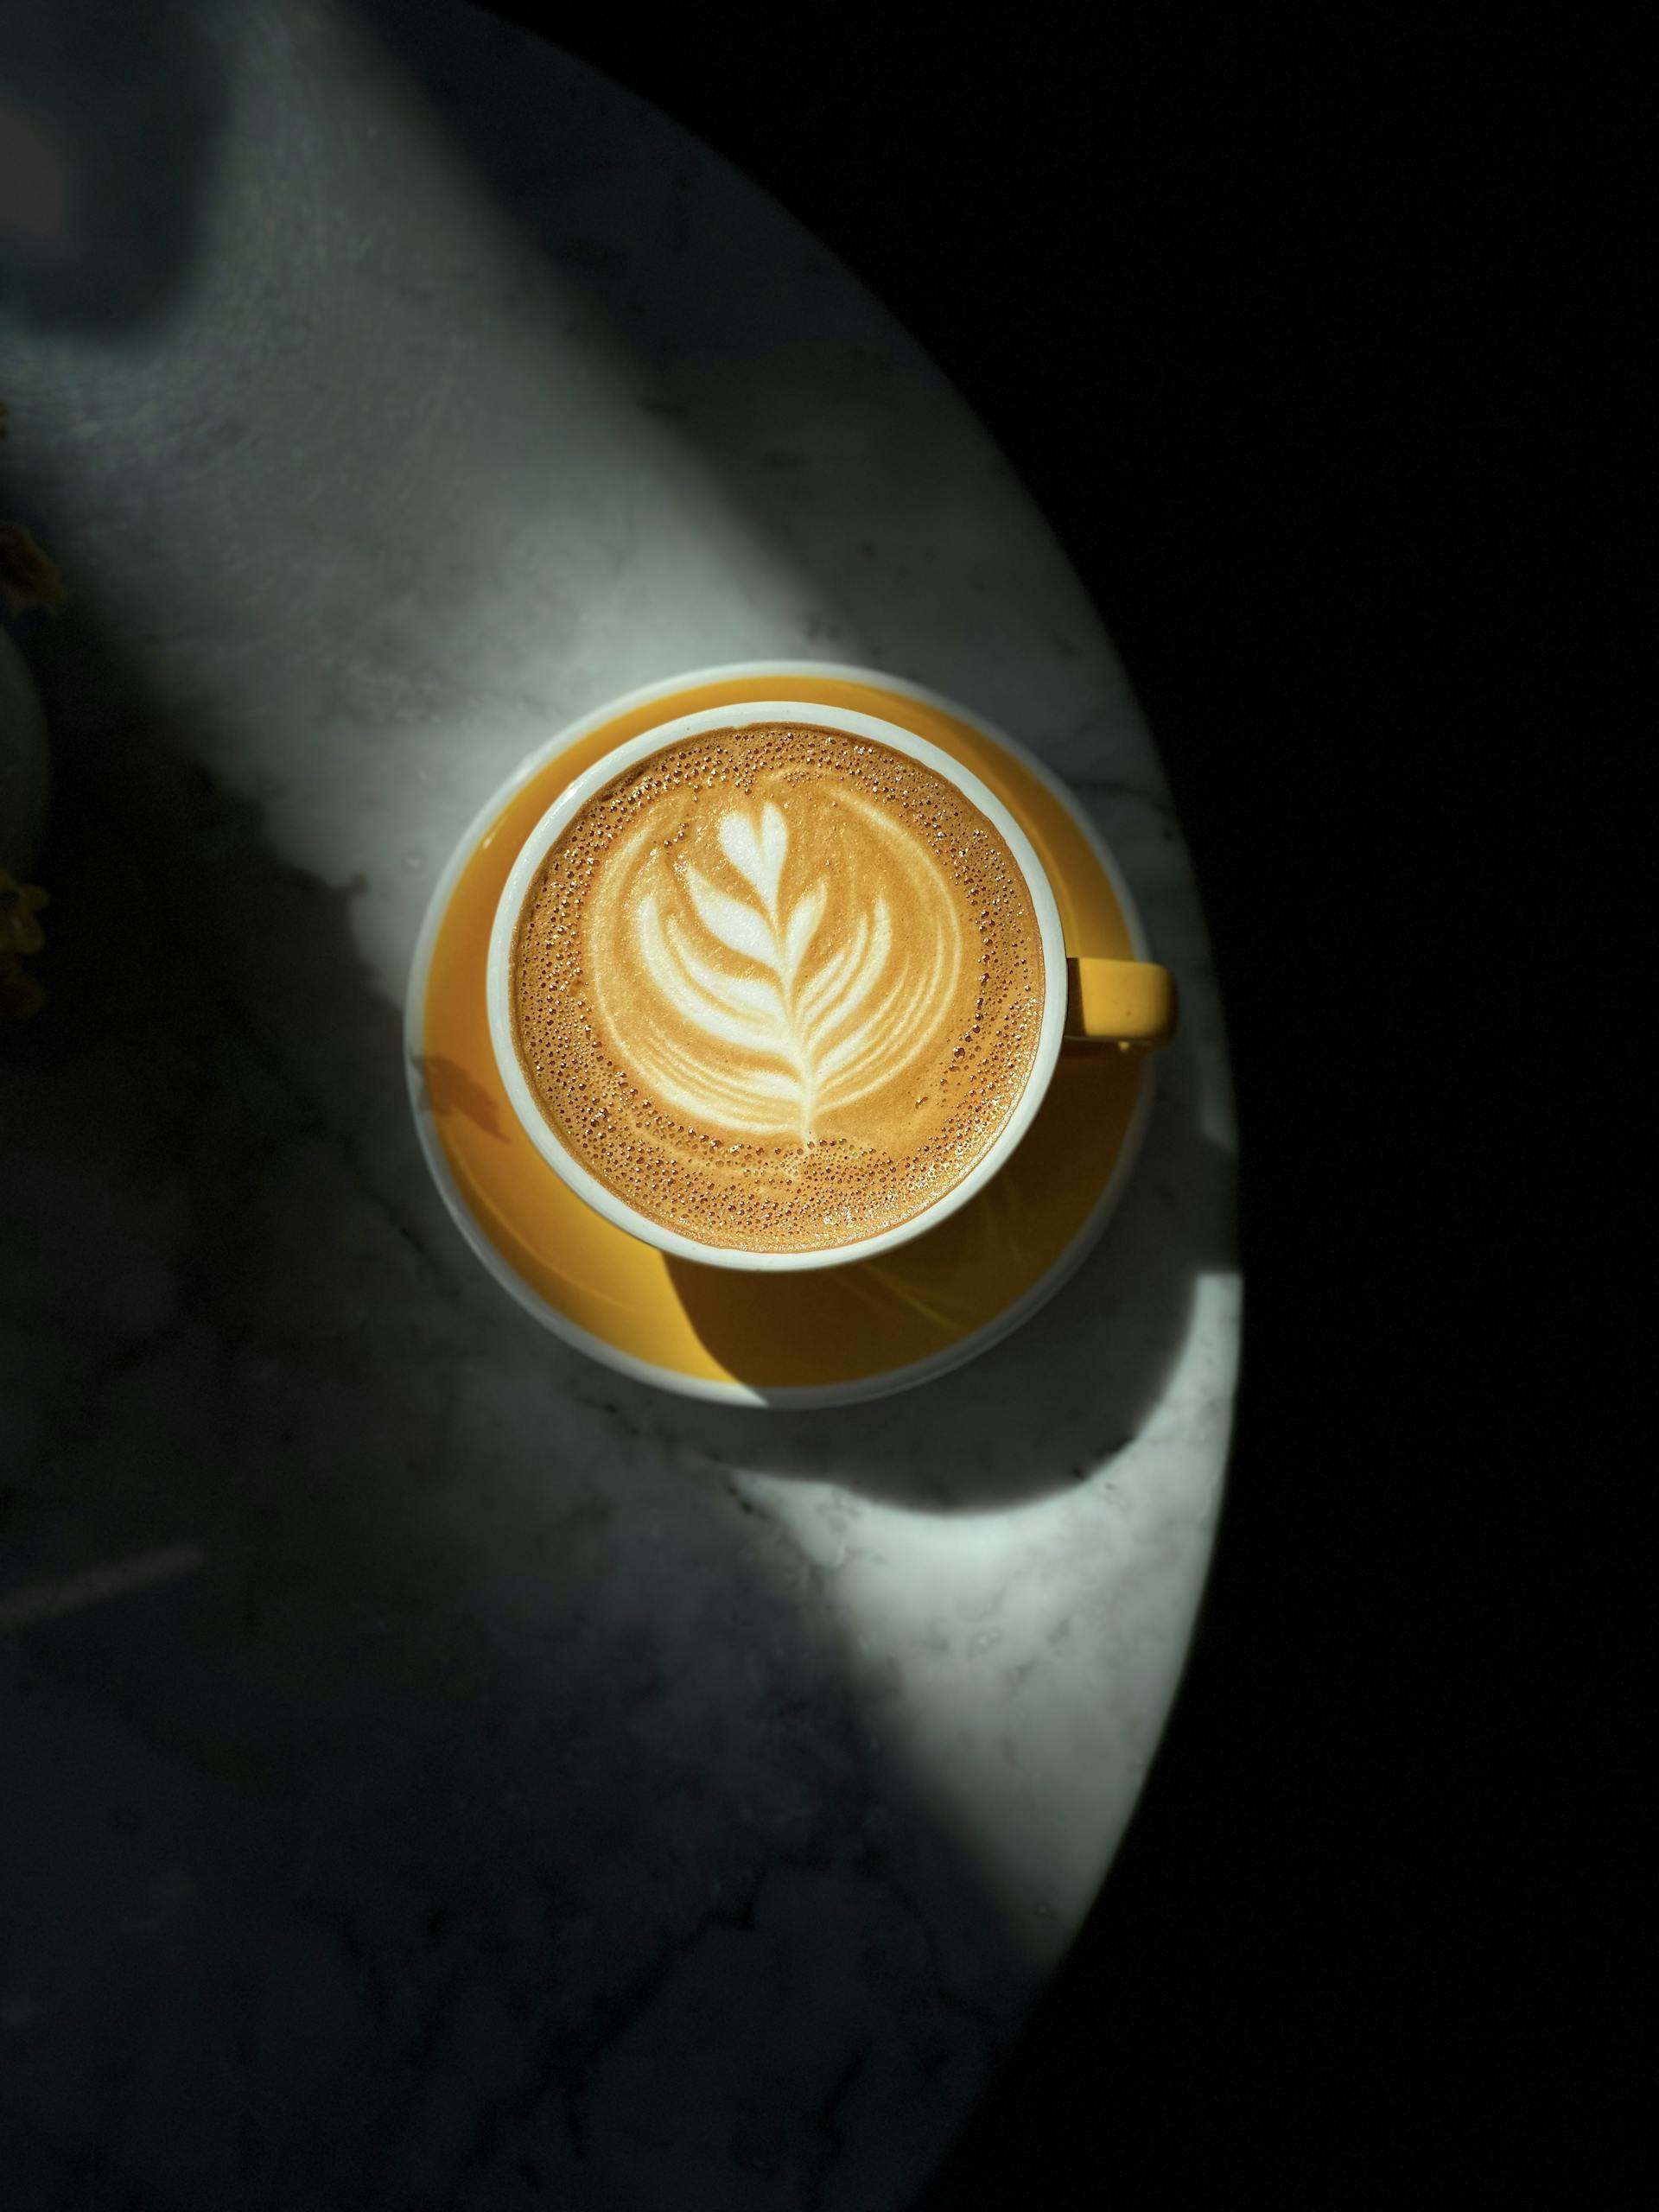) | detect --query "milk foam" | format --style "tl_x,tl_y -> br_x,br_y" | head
511,725 -> 1045,1253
